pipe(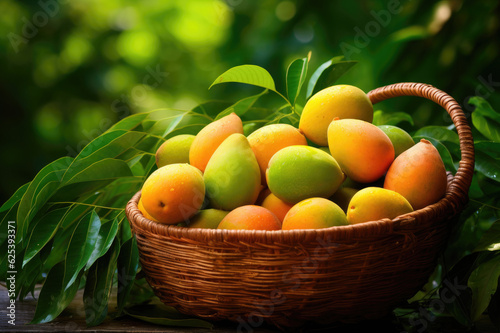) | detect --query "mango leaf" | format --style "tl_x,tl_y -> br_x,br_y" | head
414,126 -> 460,145
373,110 -> 414,126
215,90 -> 268,120
22,207 -> 68,267
18,252 -> 43,300
0,182 -> 29,213
474,148 -> 500,182
84,239 -> 120,327
124,303 -> 214,329
475,141 -> 500,159
306,56 -> 358,98
117,237 -> 140,313
71,131 -> 127,163
62,158 -> 133,186
469,97 -> 500,142
63,210 -> 101,288
108,113 -> 149,132
31,261 -> 84,324
413,136 -> 457,172
191,100 -> 232,119
468,253 -> 500,321
474,220 -> 500,252
286,57 -> 309,105
61,131 -> 145,184
16,157 -> 73,243
209,64 -> 276,92
85,217 -> 119,270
